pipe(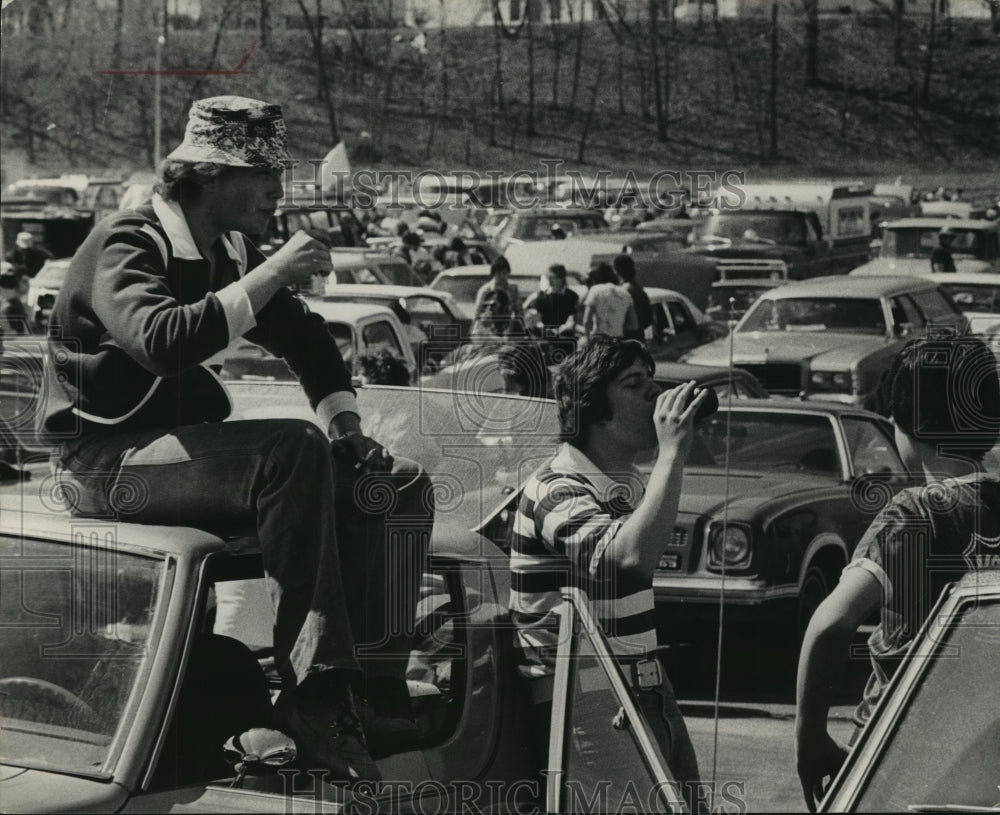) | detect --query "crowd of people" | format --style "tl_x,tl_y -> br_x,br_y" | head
4,93 -> 998,809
